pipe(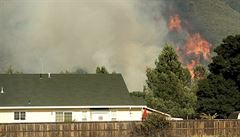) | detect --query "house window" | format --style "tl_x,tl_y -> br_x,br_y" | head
82,111 -> 87,121
55,112 -> 72,122
20,112 -> 26,120
56,112 -> 64,122
14,112 -> 19,120
64,112 -> 72,122
14,112 -> 26,120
